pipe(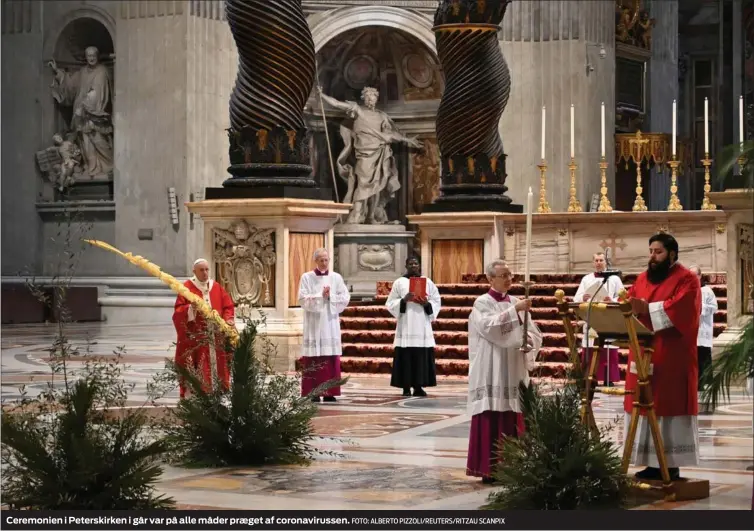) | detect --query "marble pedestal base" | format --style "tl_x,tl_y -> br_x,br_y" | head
334,224 -> 415,298
186,198 -> 350,371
